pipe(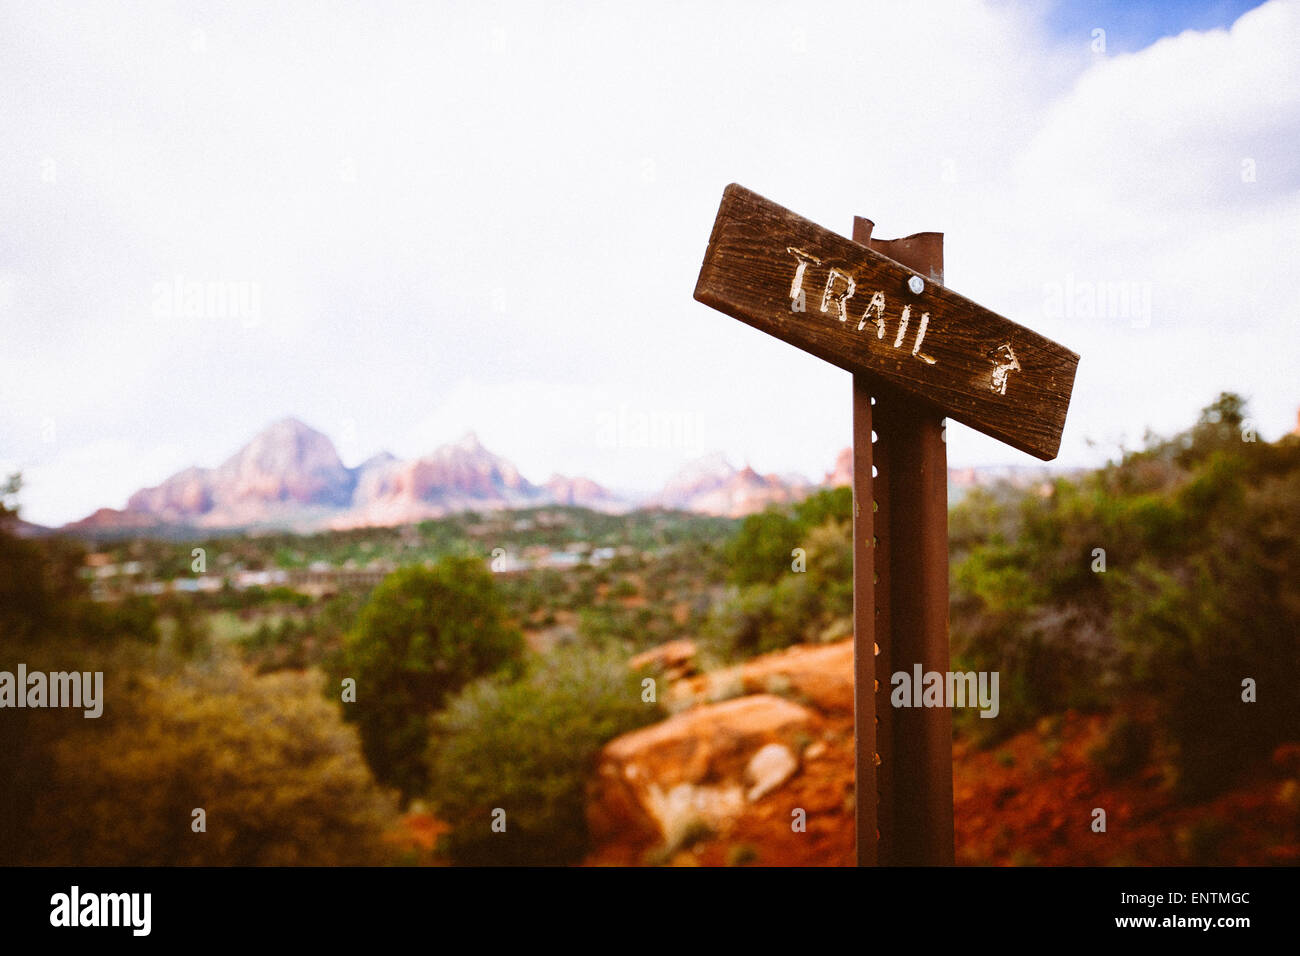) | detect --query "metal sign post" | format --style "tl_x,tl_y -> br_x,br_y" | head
693,184 -> 1080,865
